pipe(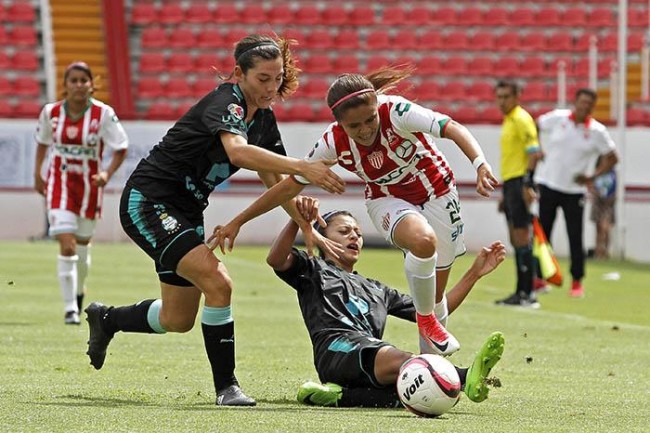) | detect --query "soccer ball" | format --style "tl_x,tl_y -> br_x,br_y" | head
396,354 -> 461,417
